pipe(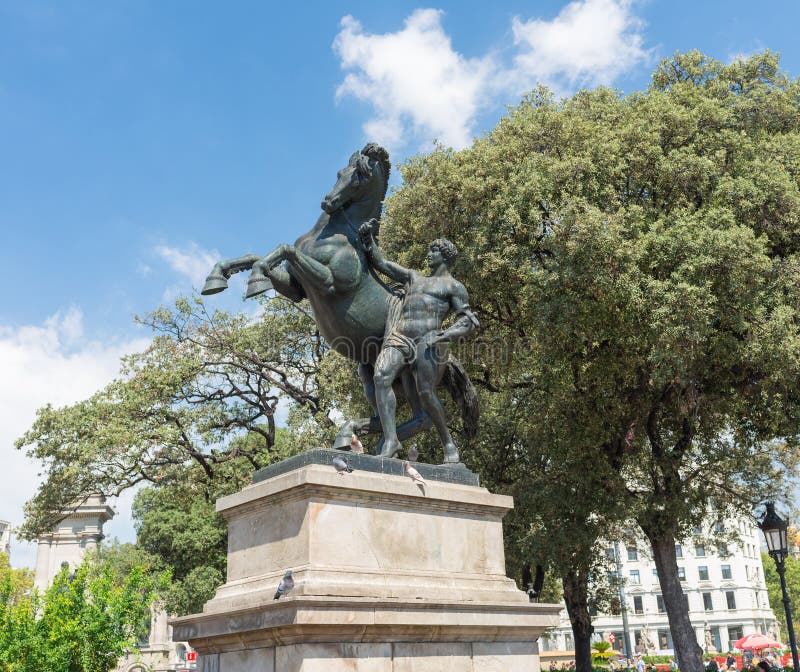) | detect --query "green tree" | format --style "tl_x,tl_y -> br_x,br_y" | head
0,558 -> 165,672
15,296 -> 339,539
383,50 -> 800,672
762,551 -> 800,642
